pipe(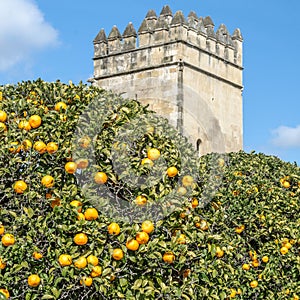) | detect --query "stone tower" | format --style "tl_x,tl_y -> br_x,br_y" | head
91,5 -> 243,154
